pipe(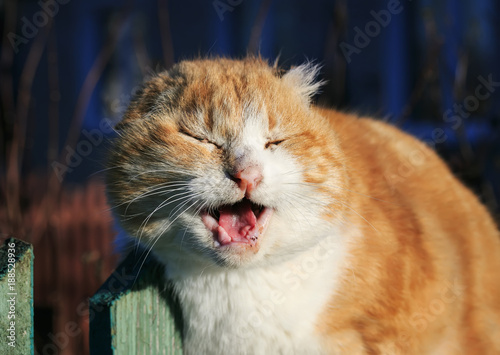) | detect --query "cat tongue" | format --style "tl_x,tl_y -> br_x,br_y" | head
218,200 -> 257,243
